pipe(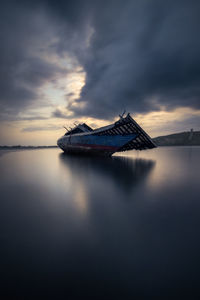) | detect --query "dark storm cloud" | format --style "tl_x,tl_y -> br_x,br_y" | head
69,0 -> 200,119
1,0 -> 200,121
